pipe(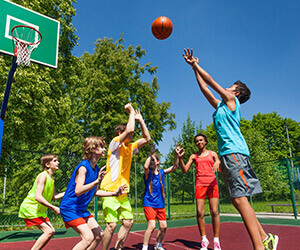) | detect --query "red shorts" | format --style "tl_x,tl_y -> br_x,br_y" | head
195,185 -> 219,199
23,217 -> 50,227
144,206 -> 166,221
64,214 -> 94,228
